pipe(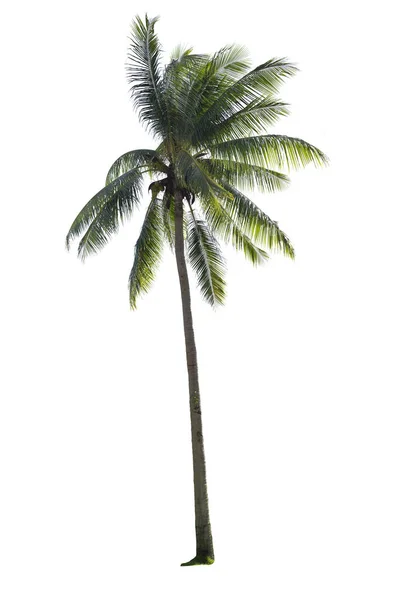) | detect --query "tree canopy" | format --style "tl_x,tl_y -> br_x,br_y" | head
66,15 -> 328,309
